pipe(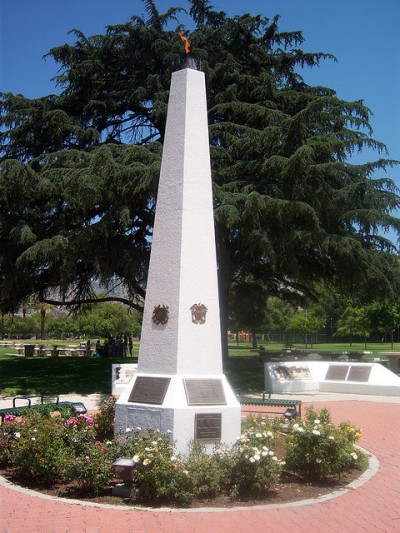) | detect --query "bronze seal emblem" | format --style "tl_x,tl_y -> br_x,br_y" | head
190,303 -> 208,324
152,305 -> 169,325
